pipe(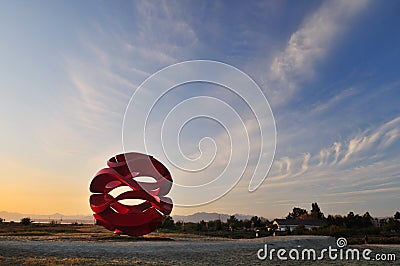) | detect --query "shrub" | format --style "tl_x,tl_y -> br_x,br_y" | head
50,220 -> 59,225
293,225 -> 307,235
20,217 -> 33,225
